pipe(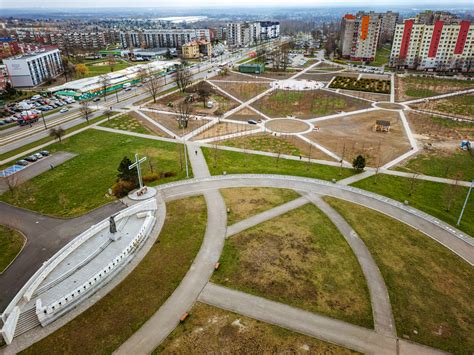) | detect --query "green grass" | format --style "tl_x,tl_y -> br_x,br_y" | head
1,129 -> 191,217
212,203 -> 373,328
21,196 -> 207,355
432,95 -> 474,117
100,113 -> 153,135
202,147 -> 356,181
352,174 -> 473,236
396,151 -> 474,180
368,45 -> 391,67
74,60 -> 134,79
0,111 -> 111,163
0,225 -> 25,273
402,76 -> 473,98
326,197 -> 474,353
